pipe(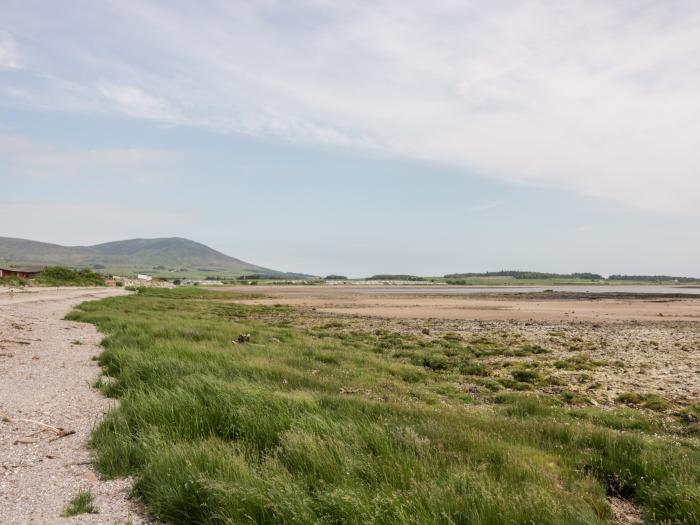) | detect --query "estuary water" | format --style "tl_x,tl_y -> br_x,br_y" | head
350,285 -> 700,295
